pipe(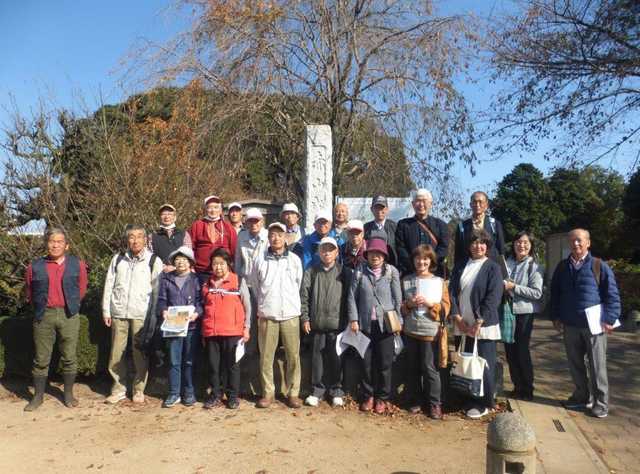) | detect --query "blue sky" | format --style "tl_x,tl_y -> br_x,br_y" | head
0,1 -> 632,201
